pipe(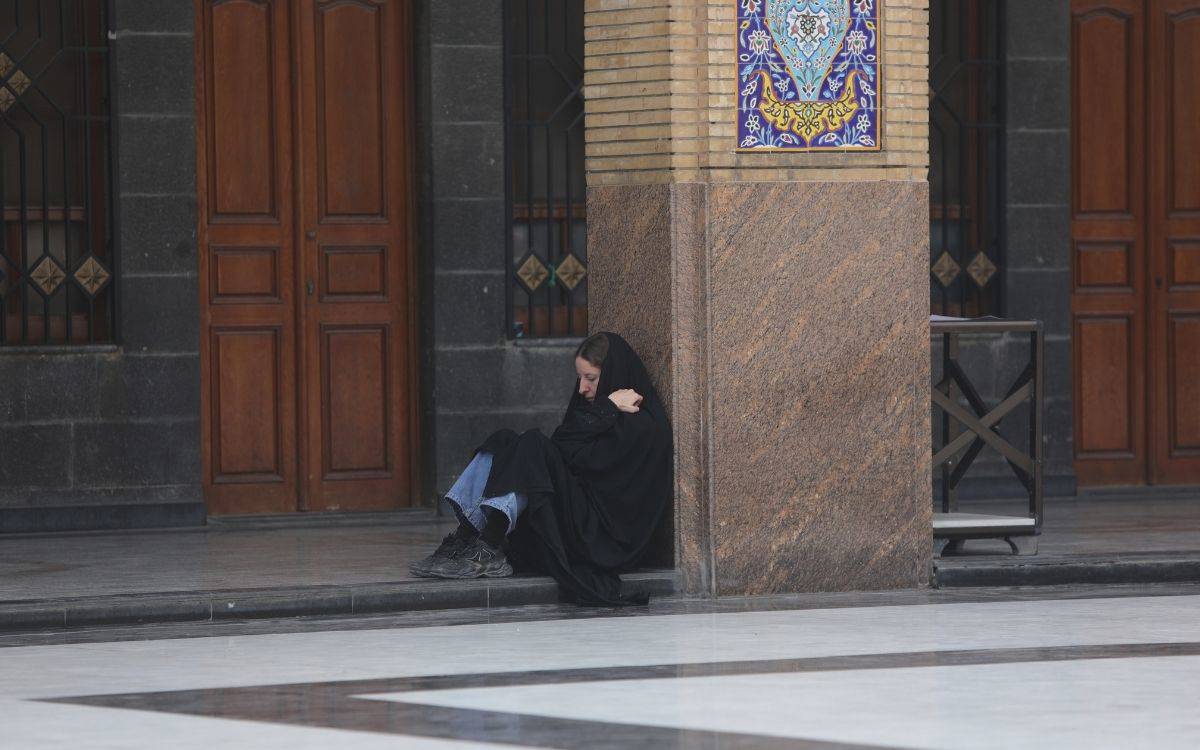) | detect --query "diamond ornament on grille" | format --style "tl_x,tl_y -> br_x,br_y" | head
516,254 -> 549,292
74,256 -> 111,296
967,252 -> 998,288
931,252 -> 961,287
554,253 -> 587,291
0,53 -> 32,113
30,256 -> 66,296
